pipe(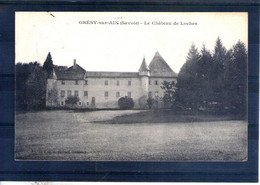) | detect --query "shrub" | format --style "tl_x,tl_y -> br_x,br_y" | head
147,97 -> 154,109
65,96 -> 79,107
118,96 -> 134,109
